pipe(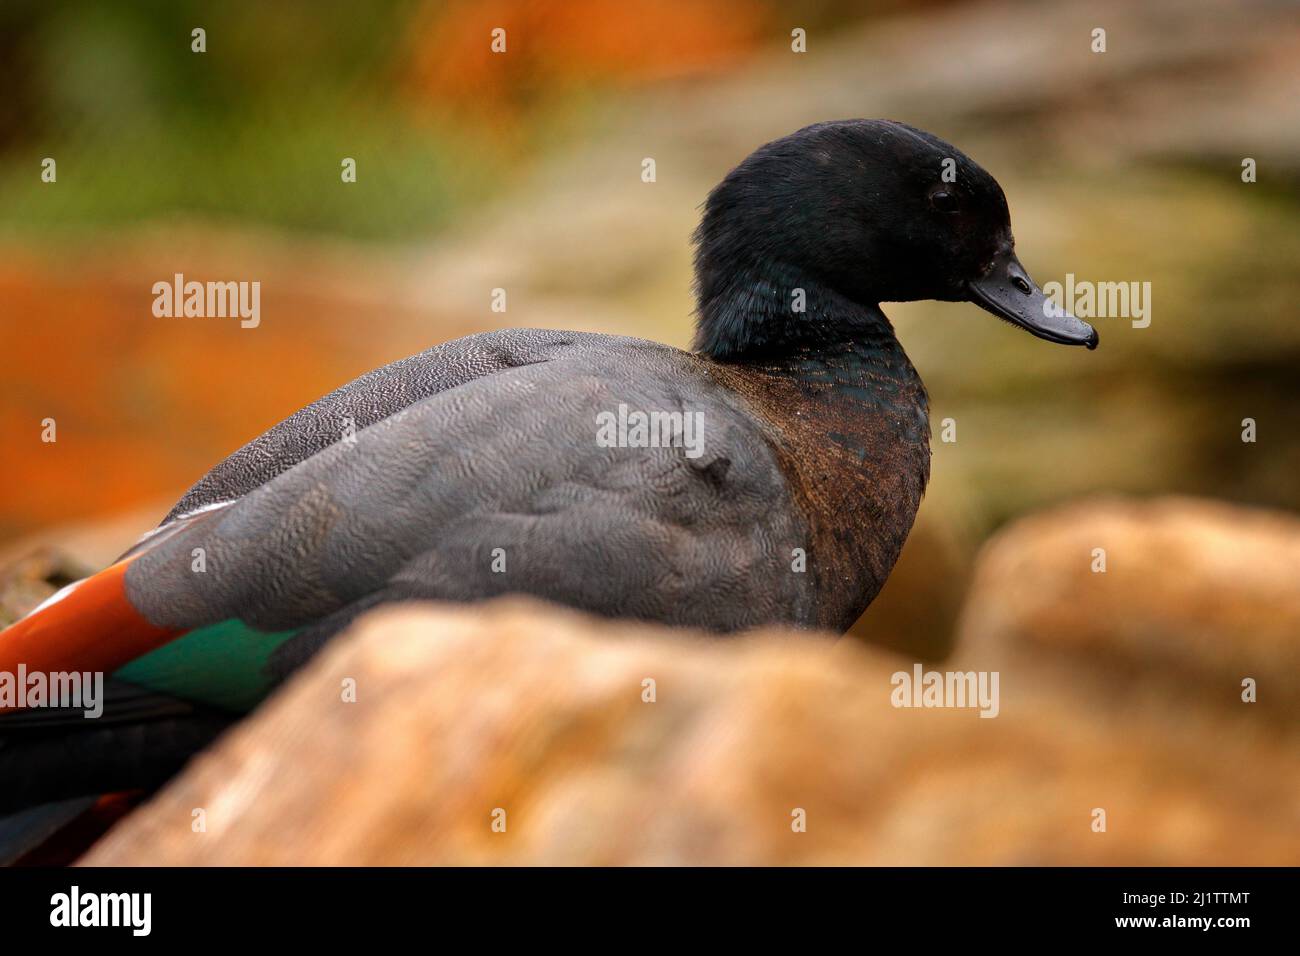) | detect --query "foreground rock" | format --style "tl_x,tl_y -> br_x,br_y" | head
957,496 -> 1300,721
84,596 -> 1297,865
